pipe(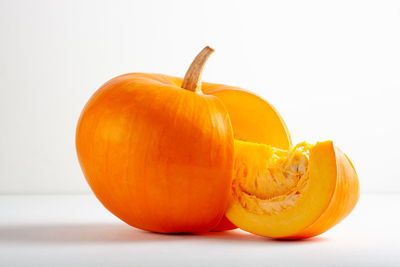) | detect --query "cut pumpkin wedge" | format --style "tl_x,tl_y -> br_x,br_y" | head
227,140 -> 359,239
